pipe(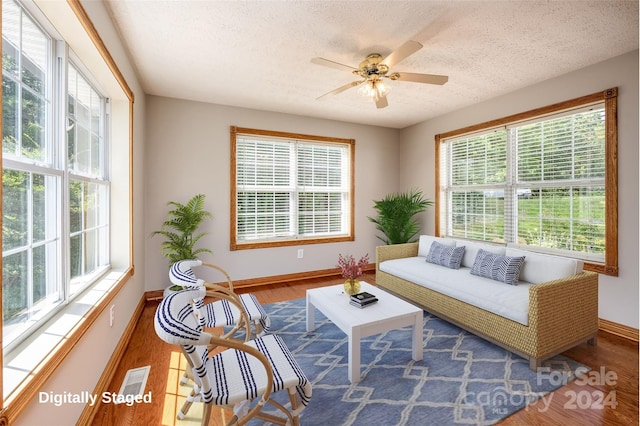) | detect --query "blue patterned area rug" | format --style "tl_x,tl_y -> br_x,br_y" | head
249,298 -> 586,426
